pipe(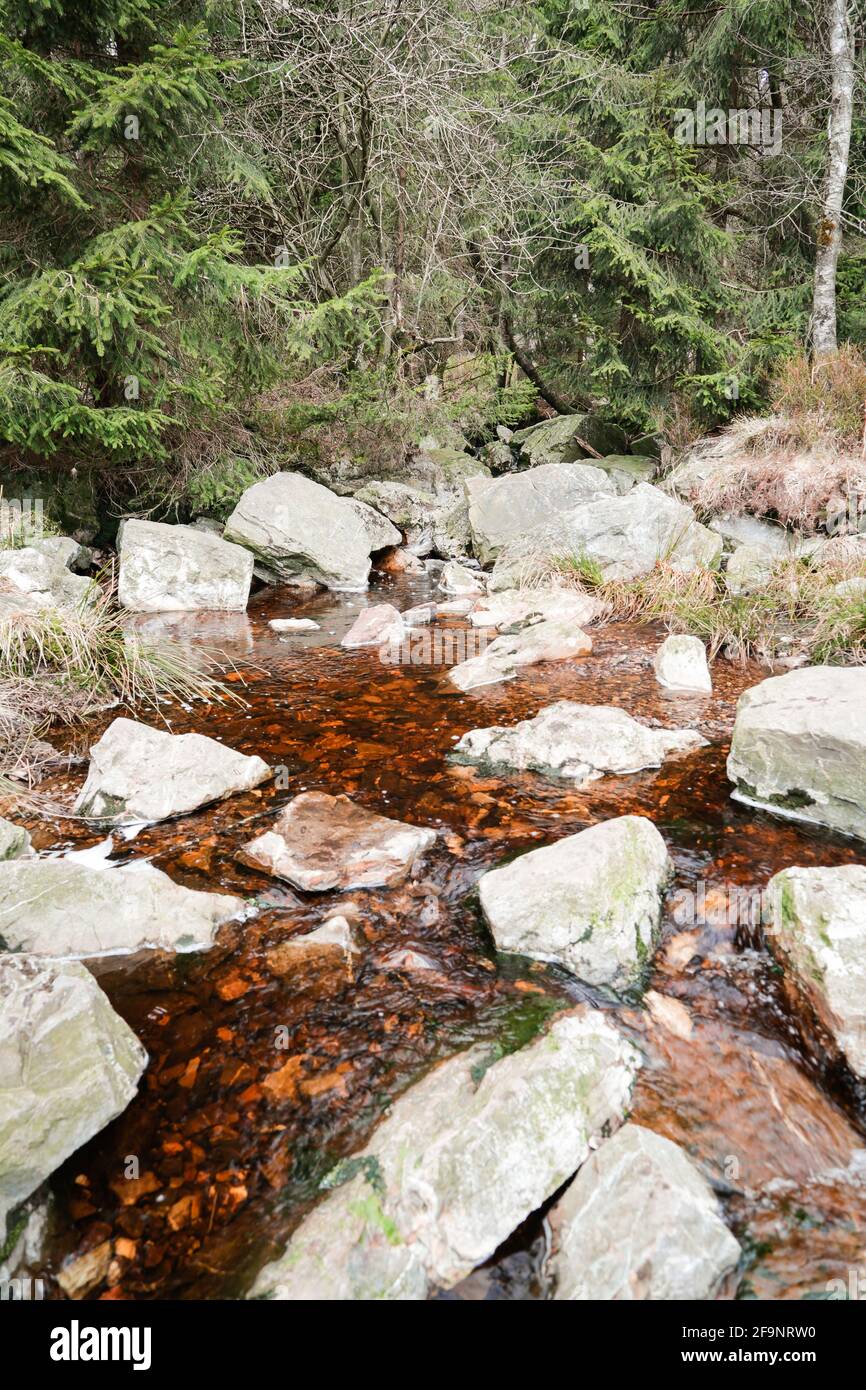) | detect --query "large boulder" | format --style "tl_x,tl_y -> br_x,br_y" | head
478,816 -> 672,992
547,1124 -> 740,1300
552,483 -> 722,580
0,954 -> 147,1235
768,866 -> 866,1077
74,717 -> 271,824
352,481 -> 440,556
237,791 -> 436,891
0,545 -> 95,611
511,414 -> 628,467
653,635 -> 712,693
466,463 -> 615,566
0,859 -> 247,958
453,702 -> 706,786
727,667 -> 866,839
224,472 -> 373,590
448,616 -> 592,692
118,519 -> 253,612
346,499 -> 401,553
249,1007 -> 640,1300
592,455 -> 657,494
